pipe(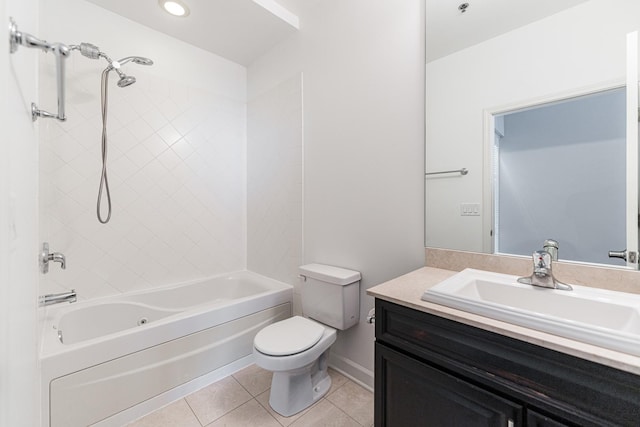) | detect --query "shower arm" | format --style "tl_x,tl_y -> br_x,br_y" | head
9,18 -> 70,122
